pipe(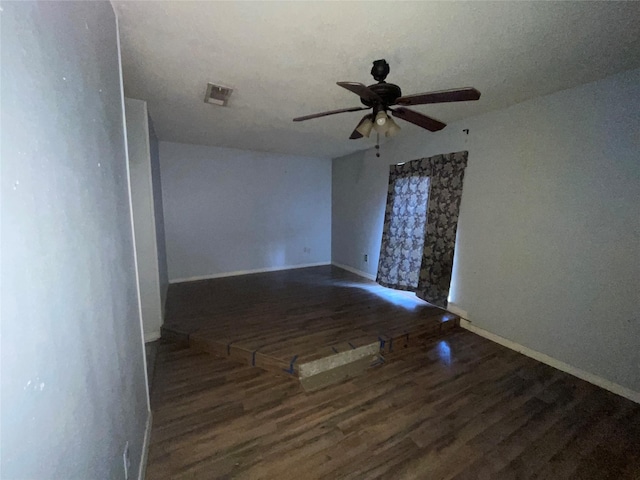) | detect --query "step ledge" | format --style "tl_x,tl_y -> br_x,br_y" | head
298,342 -> 380,378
